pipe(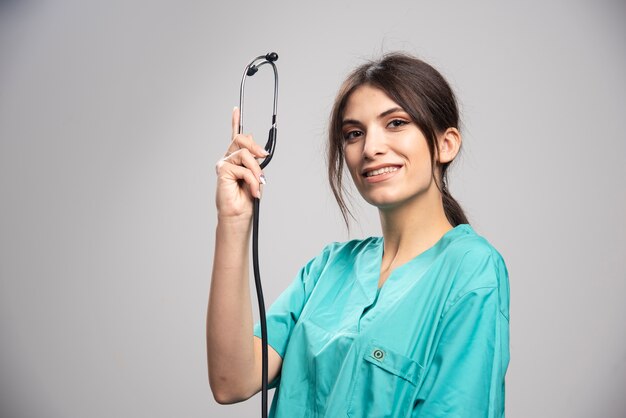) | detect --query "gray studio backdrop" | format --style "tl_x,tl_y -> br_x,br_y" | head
1,0 -> 625,417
